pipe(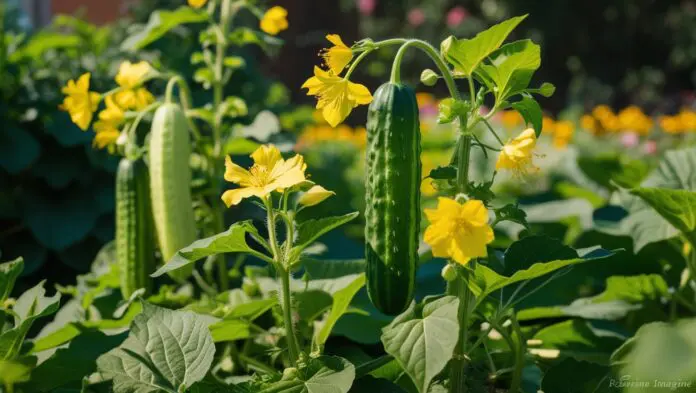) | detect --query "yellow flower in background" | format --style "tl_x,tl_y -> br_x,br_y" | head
416,92 -> 436,109
592,105 -> 620,132
496,128 -> 538,175
298,185 -> 335,207
260,6 -> 288,35
679,109 -> 696,131
581,114 -> 598,134
302,66 -> 373,127
60,73 -> 100,131
542,116 -> 555,134
188,0 -> 207,8
421,153 -> 438,196
618,106 -> 652,135
92,96 -> 124,149
424,198 -> 494,265
114,61 -> 155,110
321,34 -> 353,74
221,144 -> 307,206
552,120 -> 575,149
352,126 -> 367,148
659,115 -> 684,134
500,110 -> 523,128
